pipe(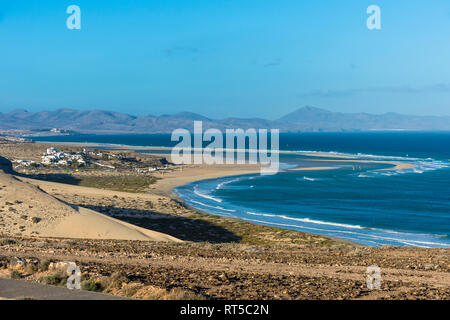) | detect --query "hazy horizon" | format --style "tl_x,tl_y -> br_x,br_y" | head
1,105 -> 450,121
